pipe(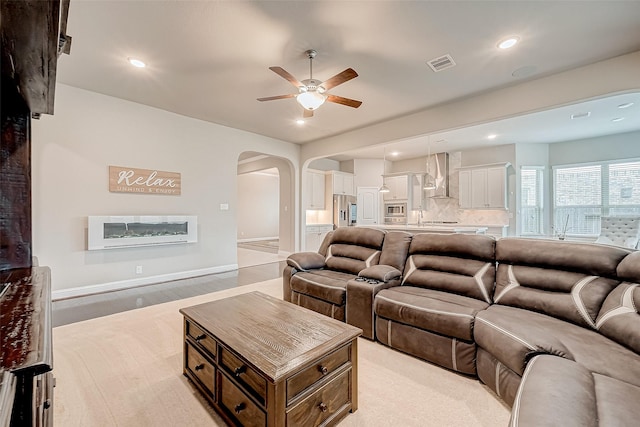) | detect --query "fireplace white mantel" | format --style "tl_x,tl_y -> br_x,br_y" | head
88,215 -> 197,250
